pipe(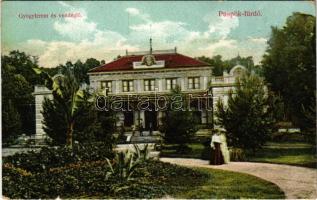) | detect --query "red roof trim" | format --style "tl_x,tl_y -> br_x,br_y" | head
89,53 -> 211,73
